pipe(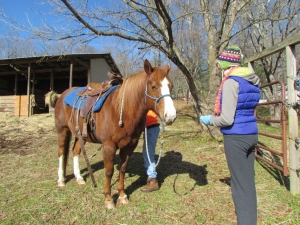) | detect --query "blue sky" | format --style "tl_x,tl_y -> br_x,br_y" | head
0,0 -> 51,32
0,0 -> 116,52
0,0 -> 113,35
0,1 -> 151,61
